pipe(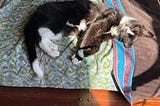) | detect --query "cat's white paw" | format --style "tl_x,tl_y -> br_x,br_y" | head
48,41 -> 59,51
77,49 -> 84,58
76,19 -> 87,31
32,59 -> 44,78
50,51 -> 60,58
71,54 -> 82,64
